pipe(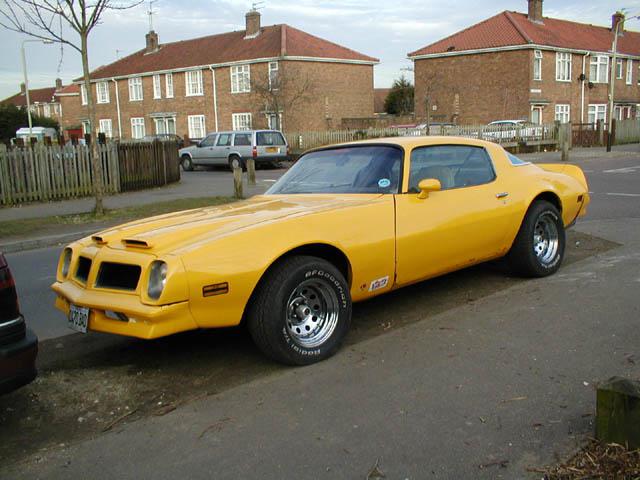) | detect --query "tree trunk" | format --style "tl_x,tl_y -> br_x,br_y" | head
81,32 -> 105,215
